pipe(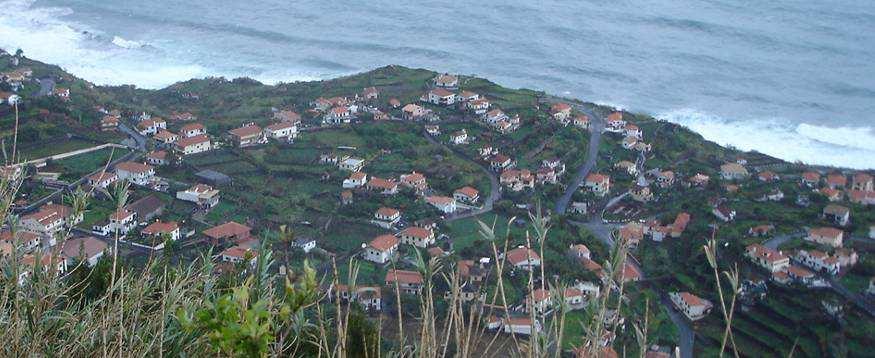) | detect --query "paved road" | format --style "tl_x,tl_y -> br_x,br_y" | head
762,231 -> 803,250
659,293 -> 695,358
553,103 -> 605,214
35,78 -> 55,97
118,122 -> 147,152
419,127 -> 501,222
569,217 -> 694,357
826,277 -> 875,318
13,143 -> 129,167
